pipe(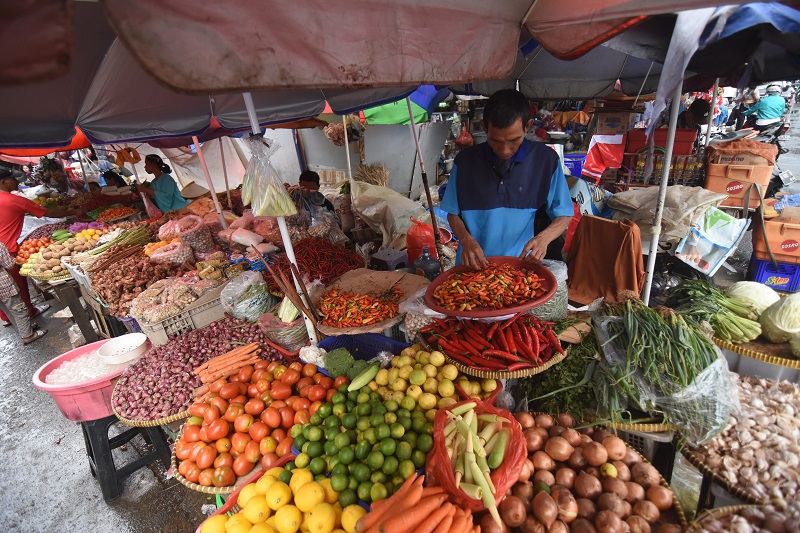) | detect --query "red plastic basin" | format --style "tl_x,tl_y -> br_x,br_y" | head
32,338 -> 124,422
